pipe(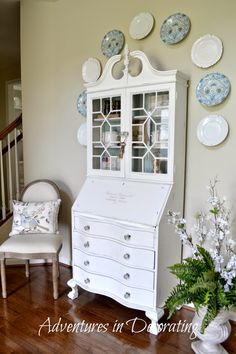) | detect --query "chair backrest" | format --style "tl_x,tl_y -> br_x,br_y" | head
20,179 -> 60,202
